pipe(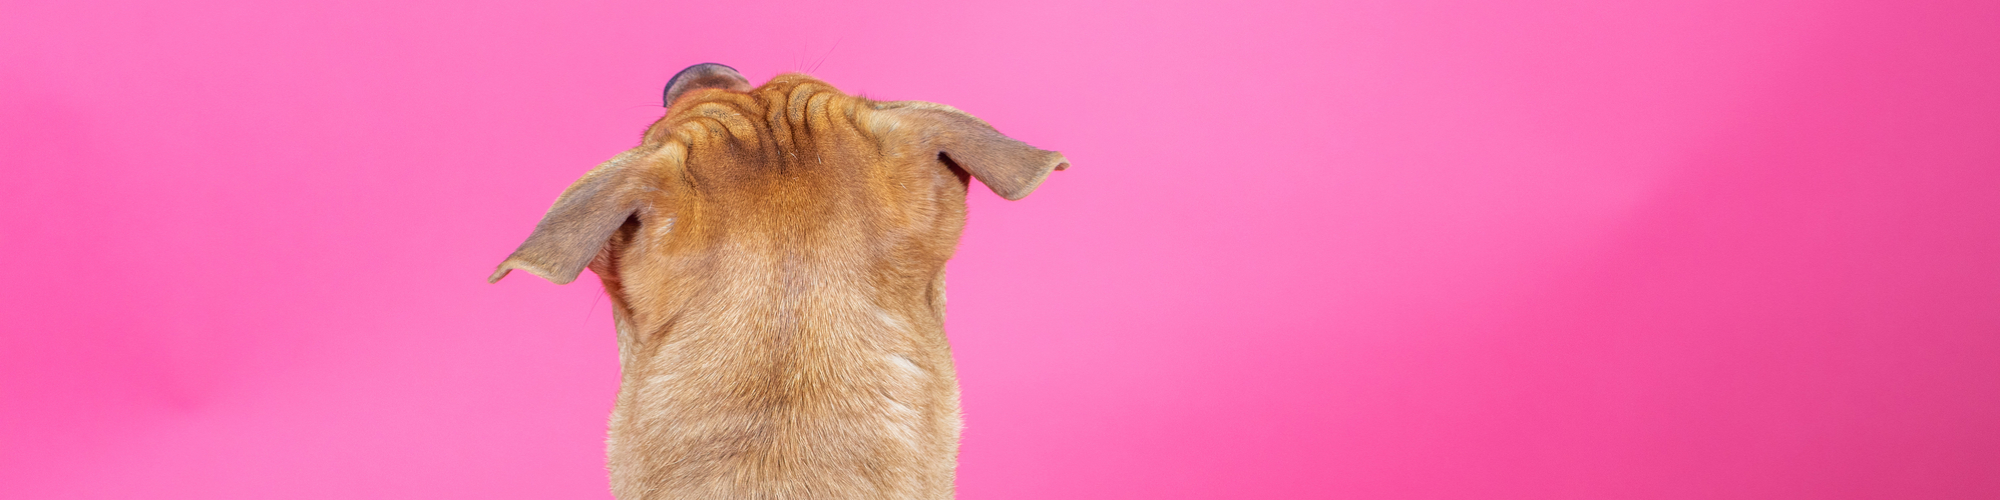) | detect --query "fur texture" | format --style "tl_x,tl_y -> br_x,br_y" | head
491,67 -> 1067,500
